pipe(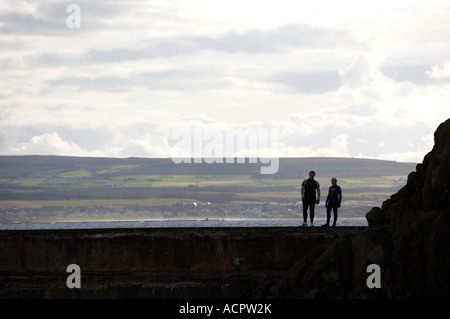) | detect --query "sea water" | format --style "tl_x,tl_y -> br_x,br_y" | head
0,217 -> 368,230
